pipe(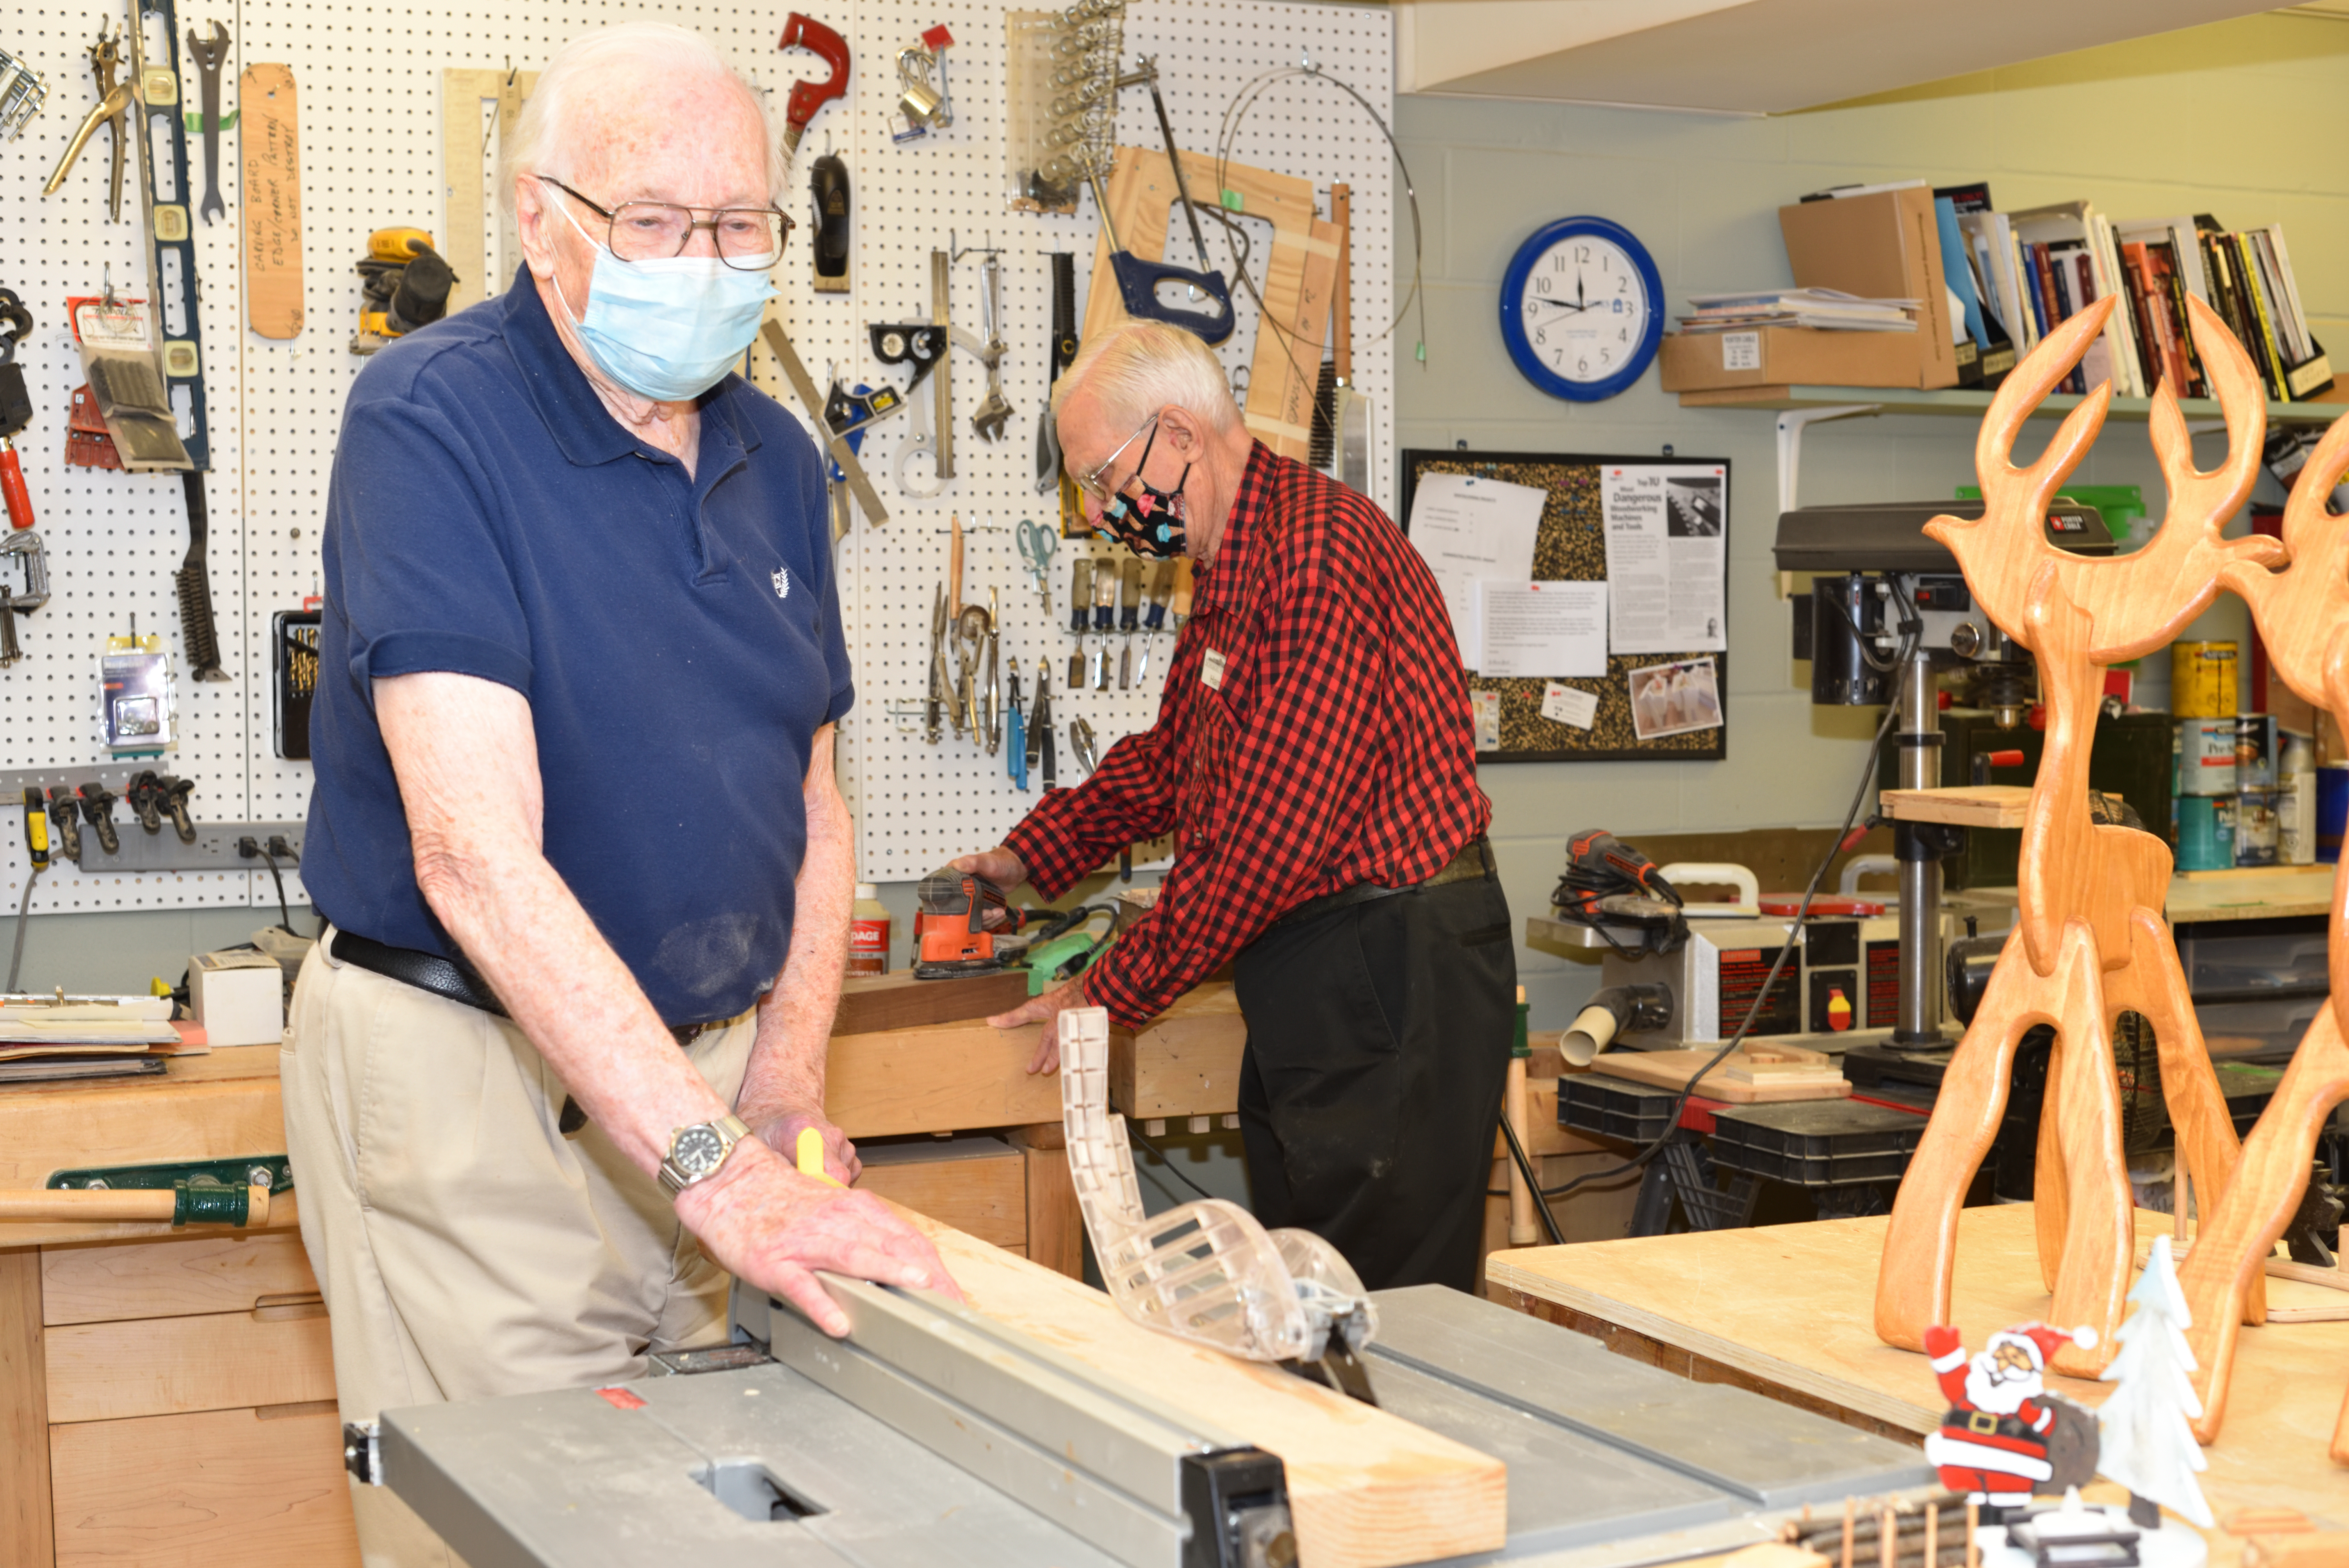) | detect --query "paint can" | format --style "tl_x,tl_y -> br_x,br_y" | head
2175,718 -> 2239,796
2171,641 -> 2237,718
2234,715 -> 2277,791
2175,794 -> 2235,872
2235,789 -> 2279,867
2279,732 -> 2318,865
